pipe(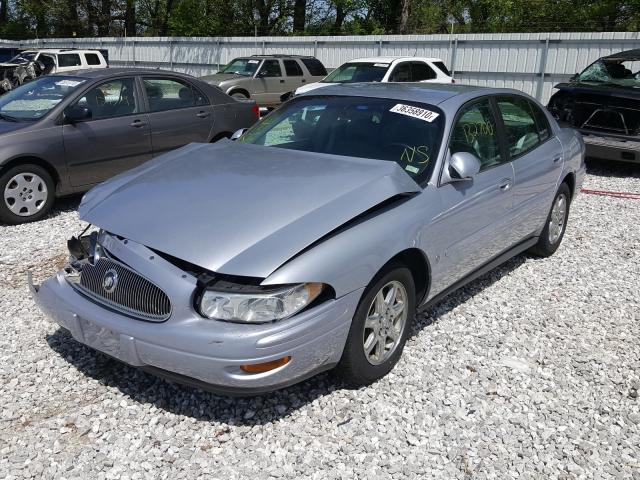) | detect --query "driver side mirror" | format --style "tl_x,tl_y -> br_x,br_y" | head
64,105 -> 92,123
230,128 -> 248,141
447,152 -> 481,182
